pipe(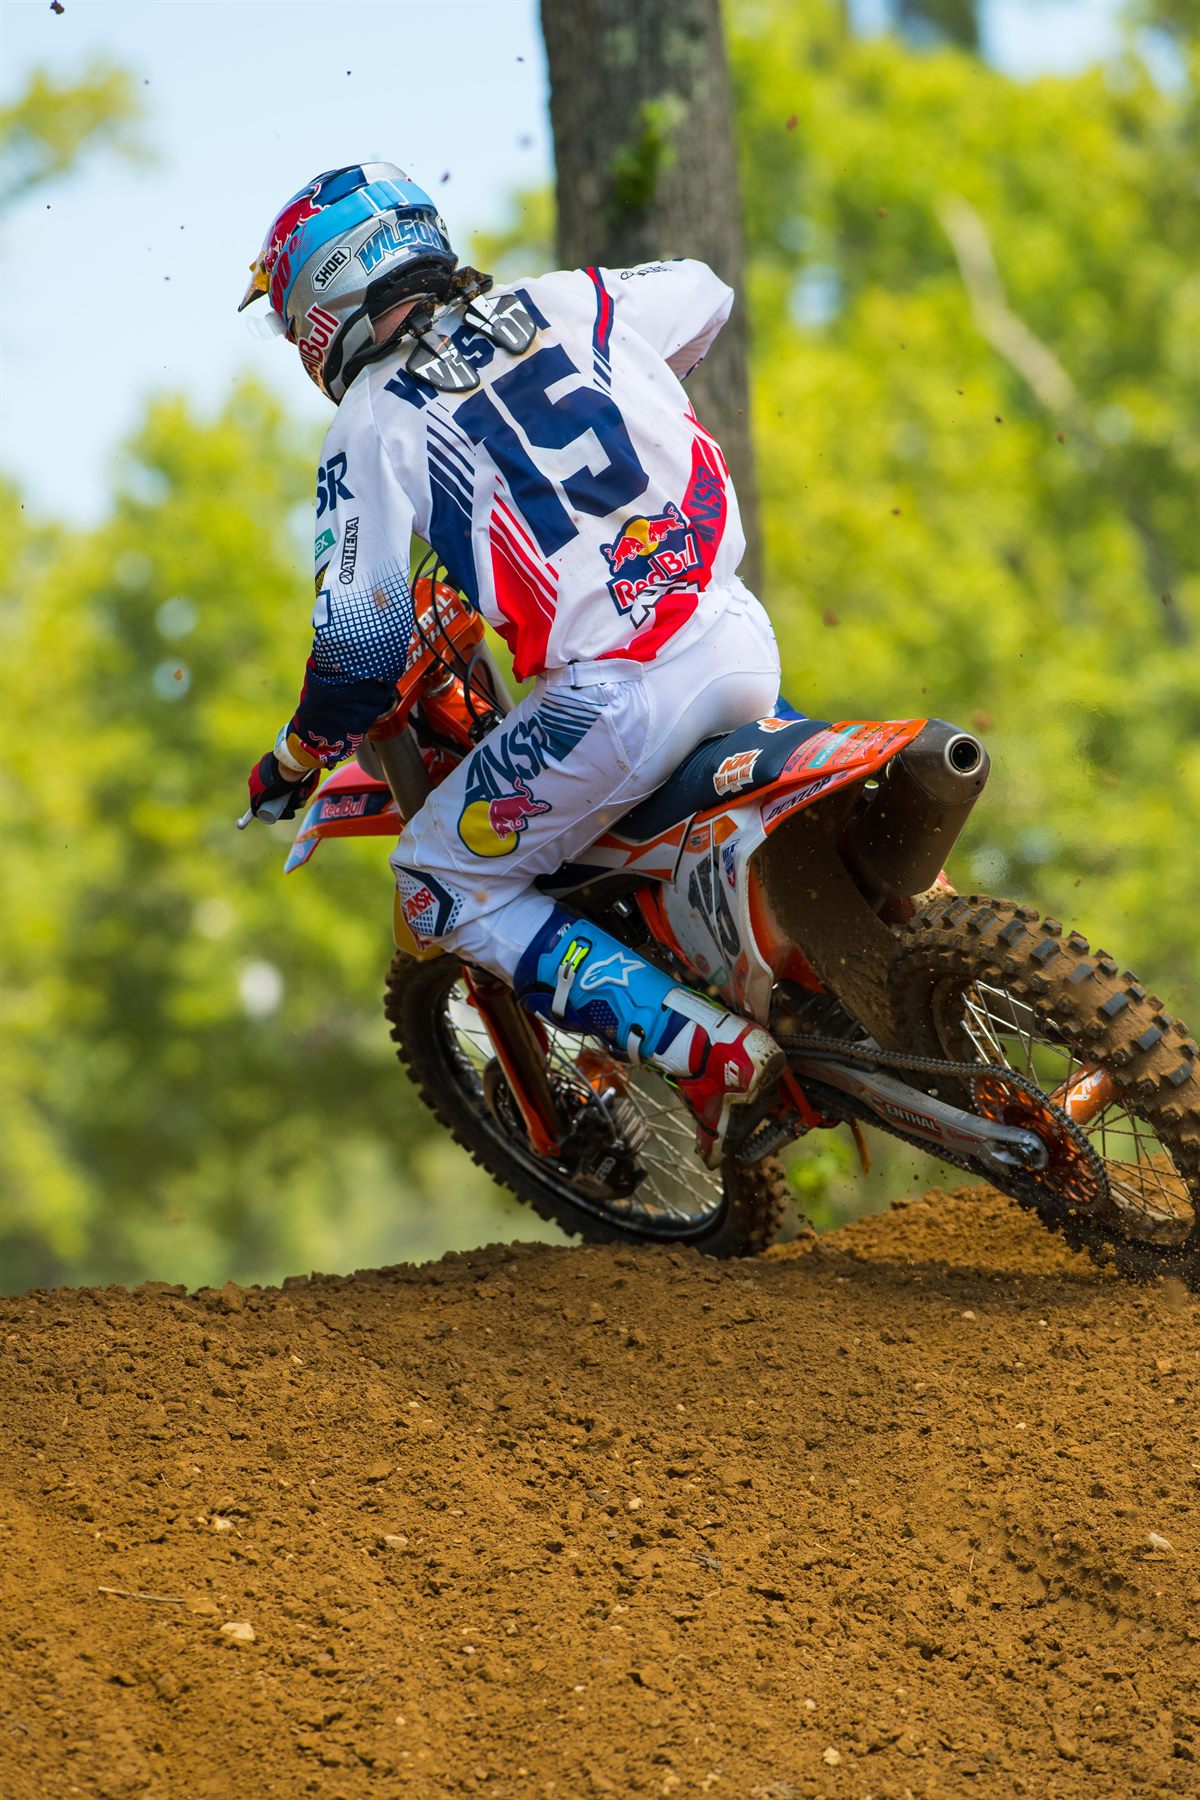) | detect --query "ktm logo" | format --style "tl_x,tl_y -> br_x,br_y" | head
713,749 -> 761,797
